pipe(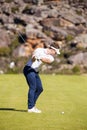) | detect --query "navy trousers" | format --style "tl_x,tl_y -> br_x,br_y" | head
23,66 -> 43,109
